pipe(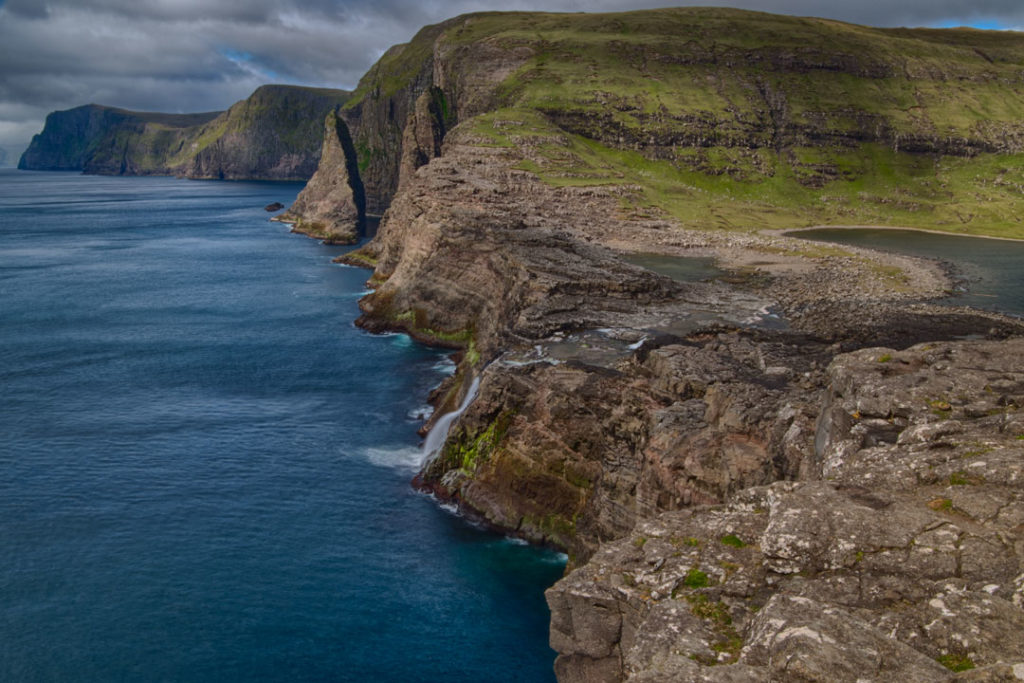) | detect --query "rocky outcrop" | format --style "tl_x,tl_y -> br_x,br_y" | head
18,105 -> 220,172
304,8 -> 1024,681
342,119 -> 1024,569
274,111 -> 365,243
397,88 -> 451,192
335,15 -> 532,214
18,85 -> 350,180
338,28 -> 444,214
546,338 -> 1024,681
